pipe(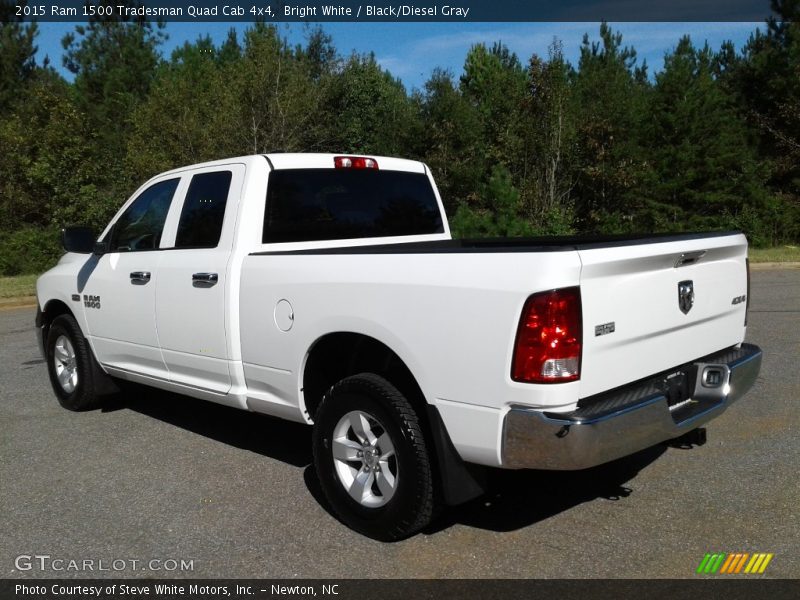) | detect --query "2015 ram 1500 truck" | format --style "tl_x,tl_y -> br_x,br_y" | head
36,154 -> 762,540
